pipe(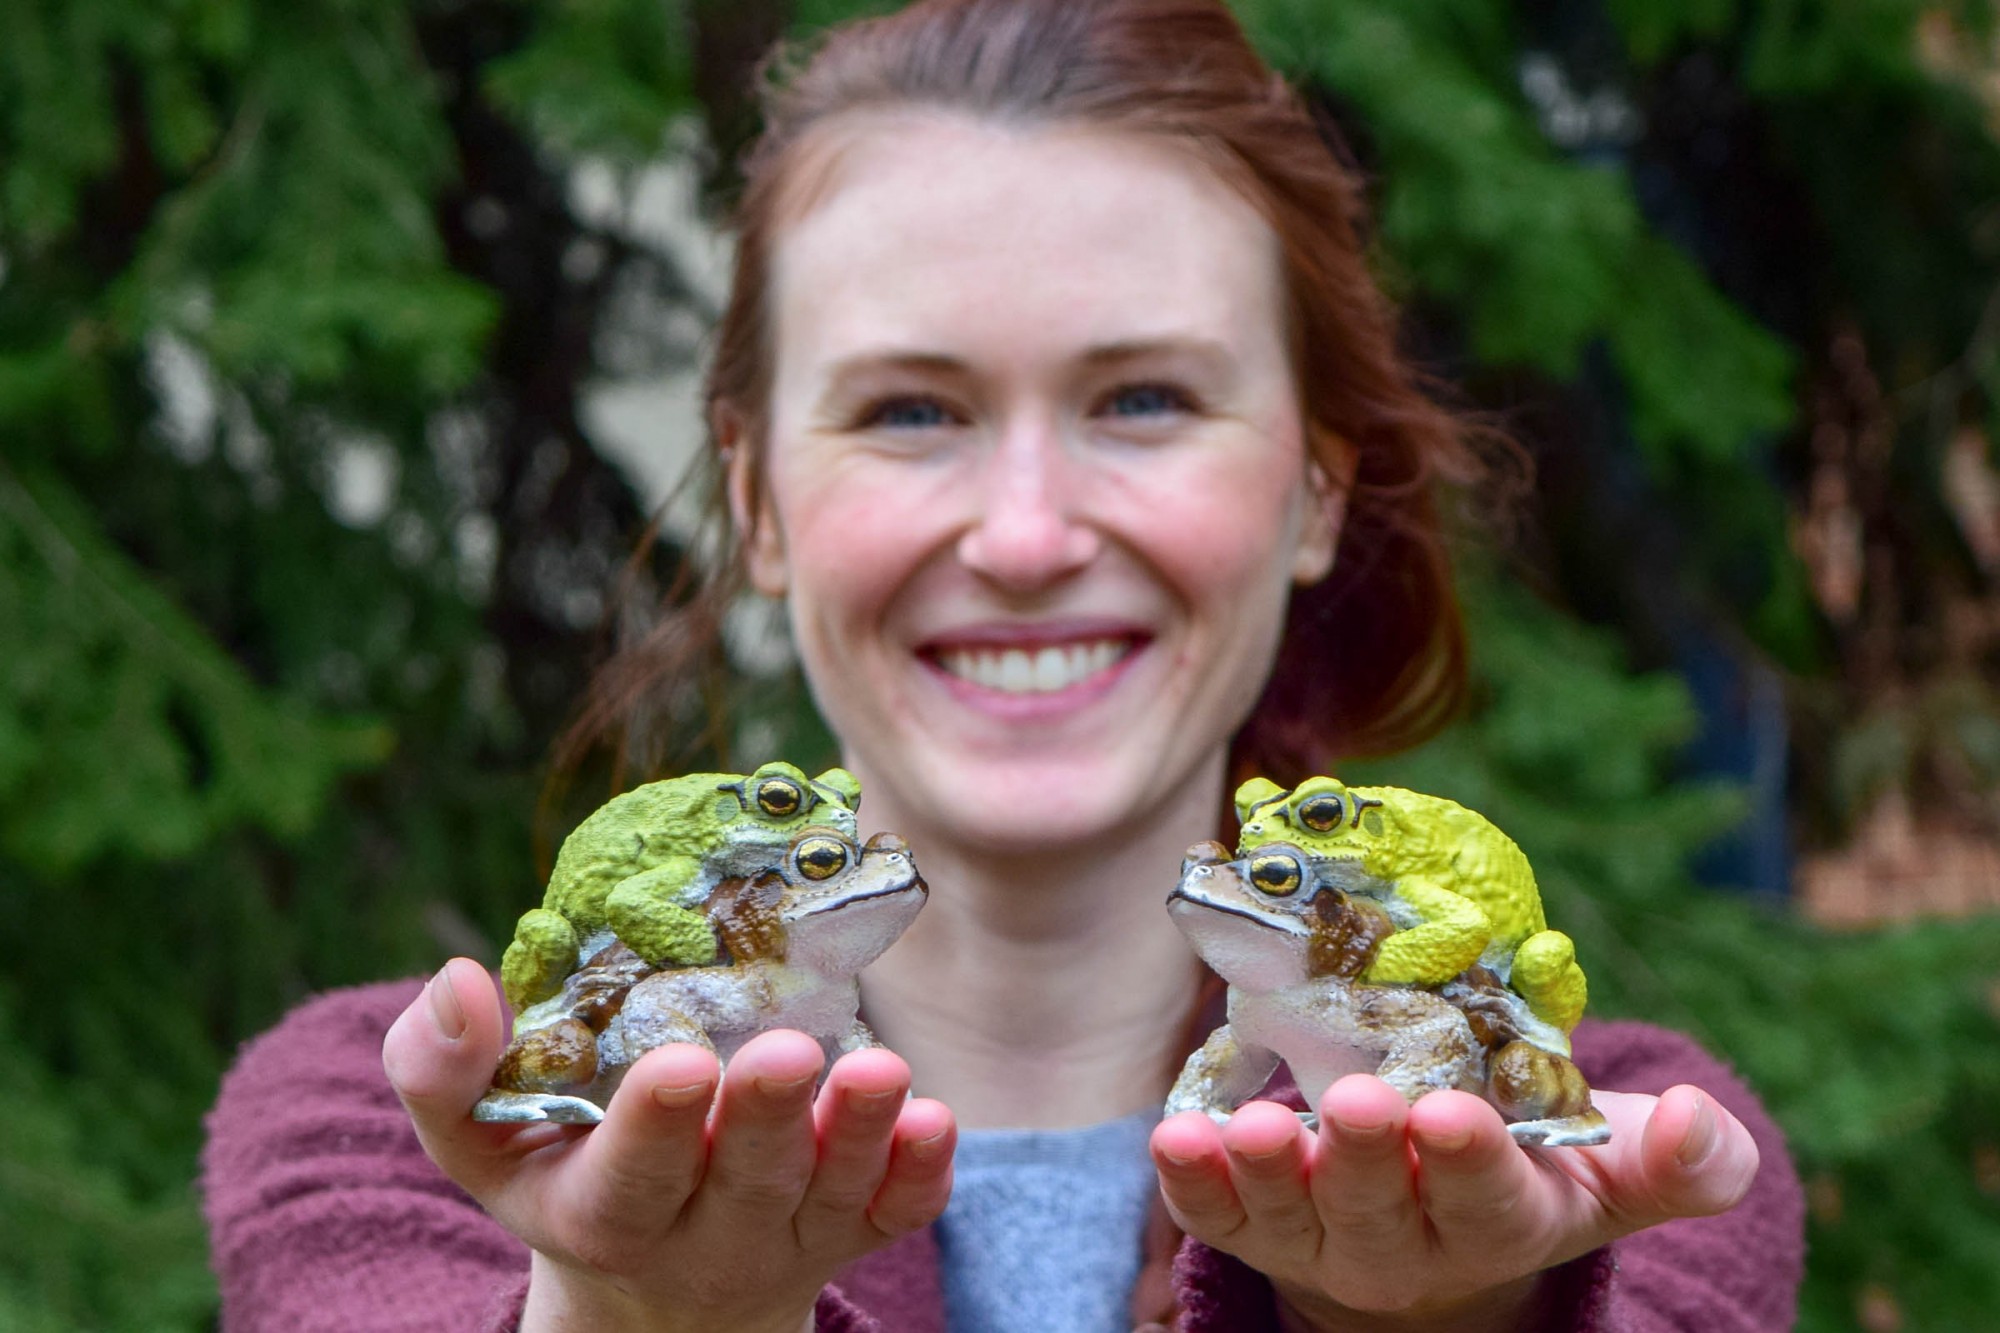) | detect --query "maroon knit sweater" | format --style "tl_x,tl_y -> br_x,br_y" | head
201,979 -> 1804,1331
